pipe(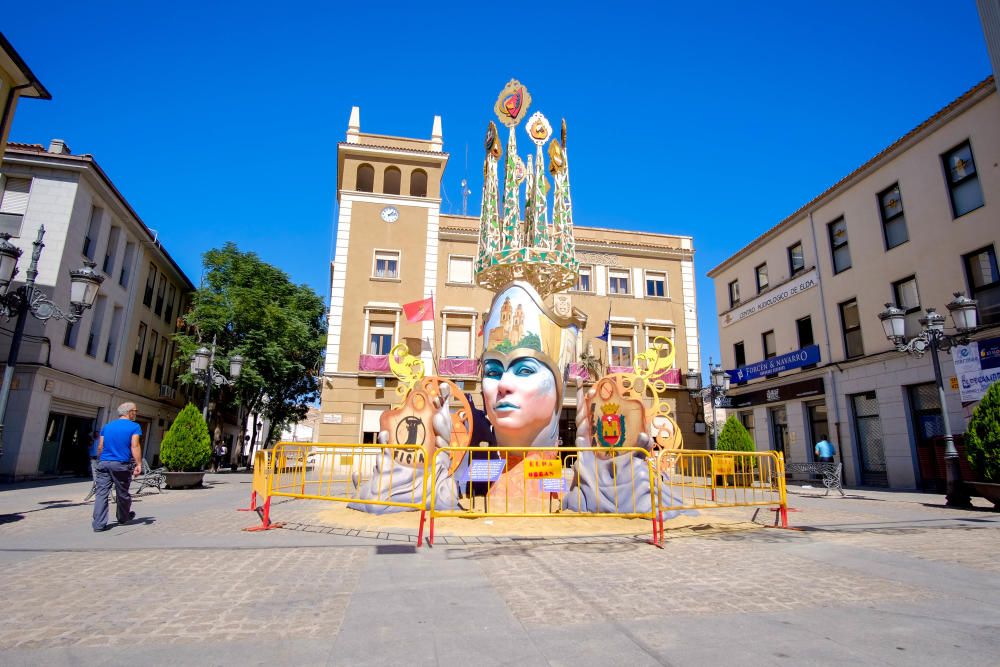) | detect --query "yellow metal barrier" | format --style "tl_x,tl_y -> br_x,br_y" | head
237,449 -> 271,513
244,441 -> 432,544
655,449 -> 788,542
428,446 -> 661,545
